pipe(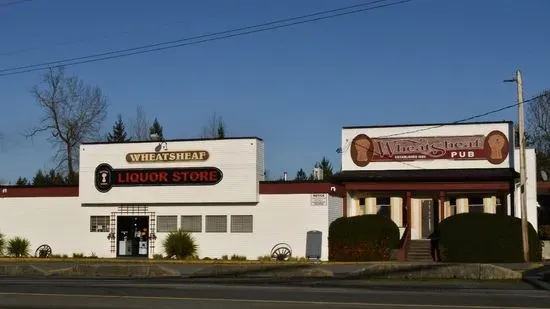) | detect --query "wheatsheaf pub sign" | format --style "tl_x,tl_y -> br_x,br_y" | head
350,130 -> 509,167
94,163 -> 223,193
125,150 -> 209,163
